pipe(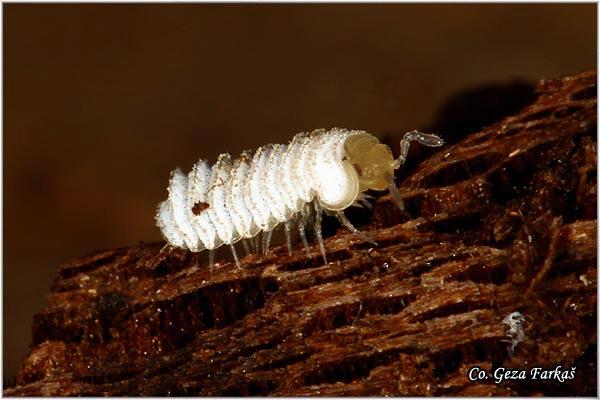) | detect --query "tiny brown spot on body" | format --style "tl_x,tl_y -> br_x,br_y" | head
192,202 -> 210,215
